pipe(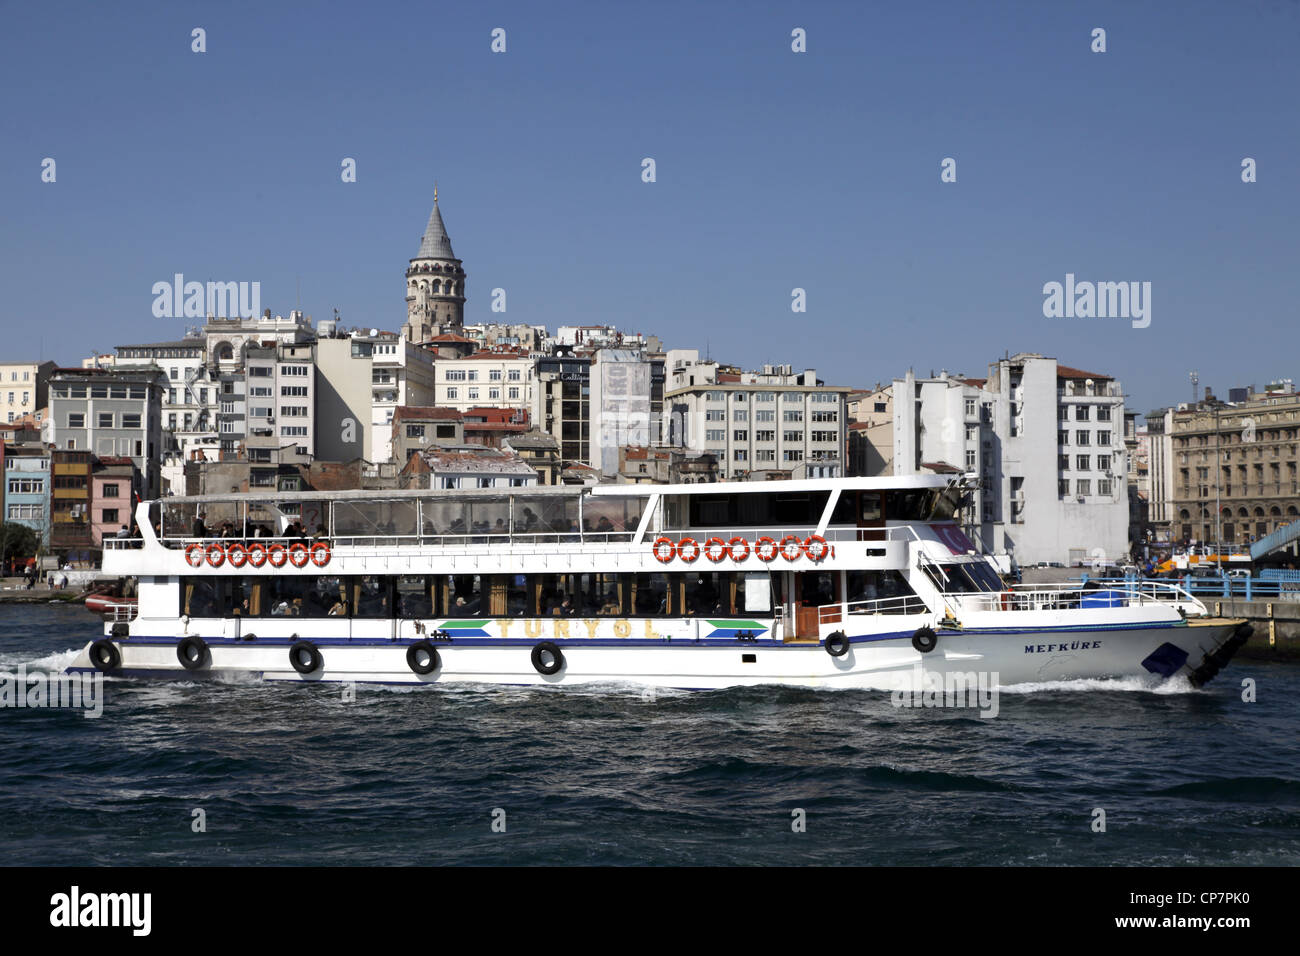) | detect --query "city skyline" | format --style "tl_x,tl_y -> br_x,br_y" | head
3,1 -> 1297,415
